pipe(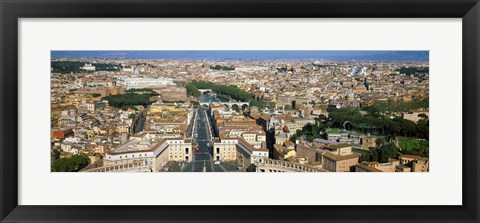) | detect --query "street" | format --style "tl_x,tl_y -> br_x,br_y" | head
182,107 -> 214,172
171,107 -> 238,172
